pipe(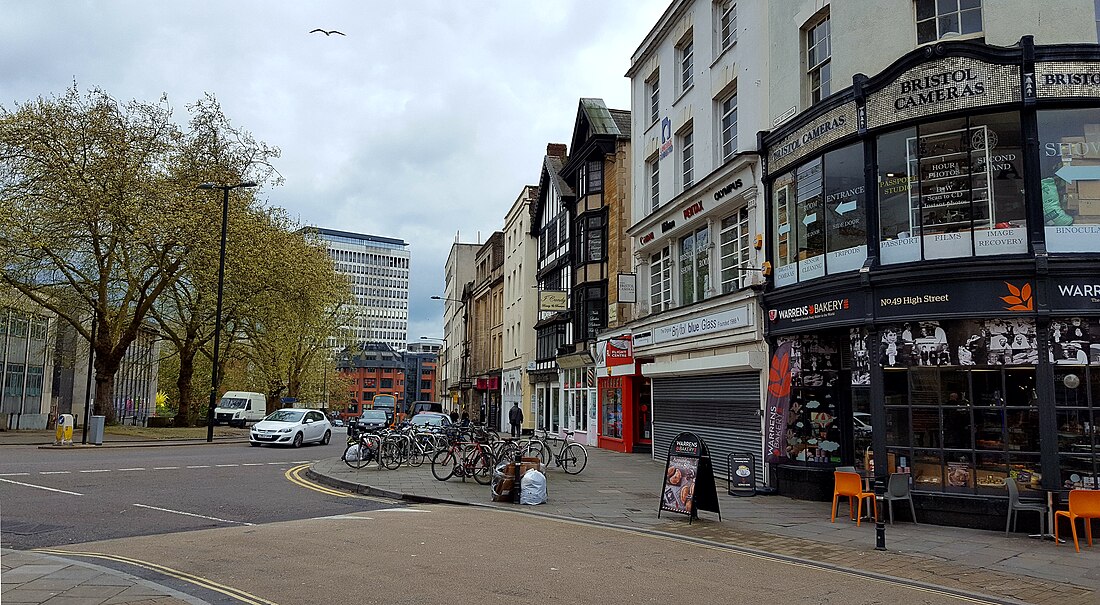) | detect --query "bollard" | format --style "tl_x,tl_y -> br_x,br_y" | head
512,451 -> 522,504
54,414 -> 74,446
874,477 -> 887,551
